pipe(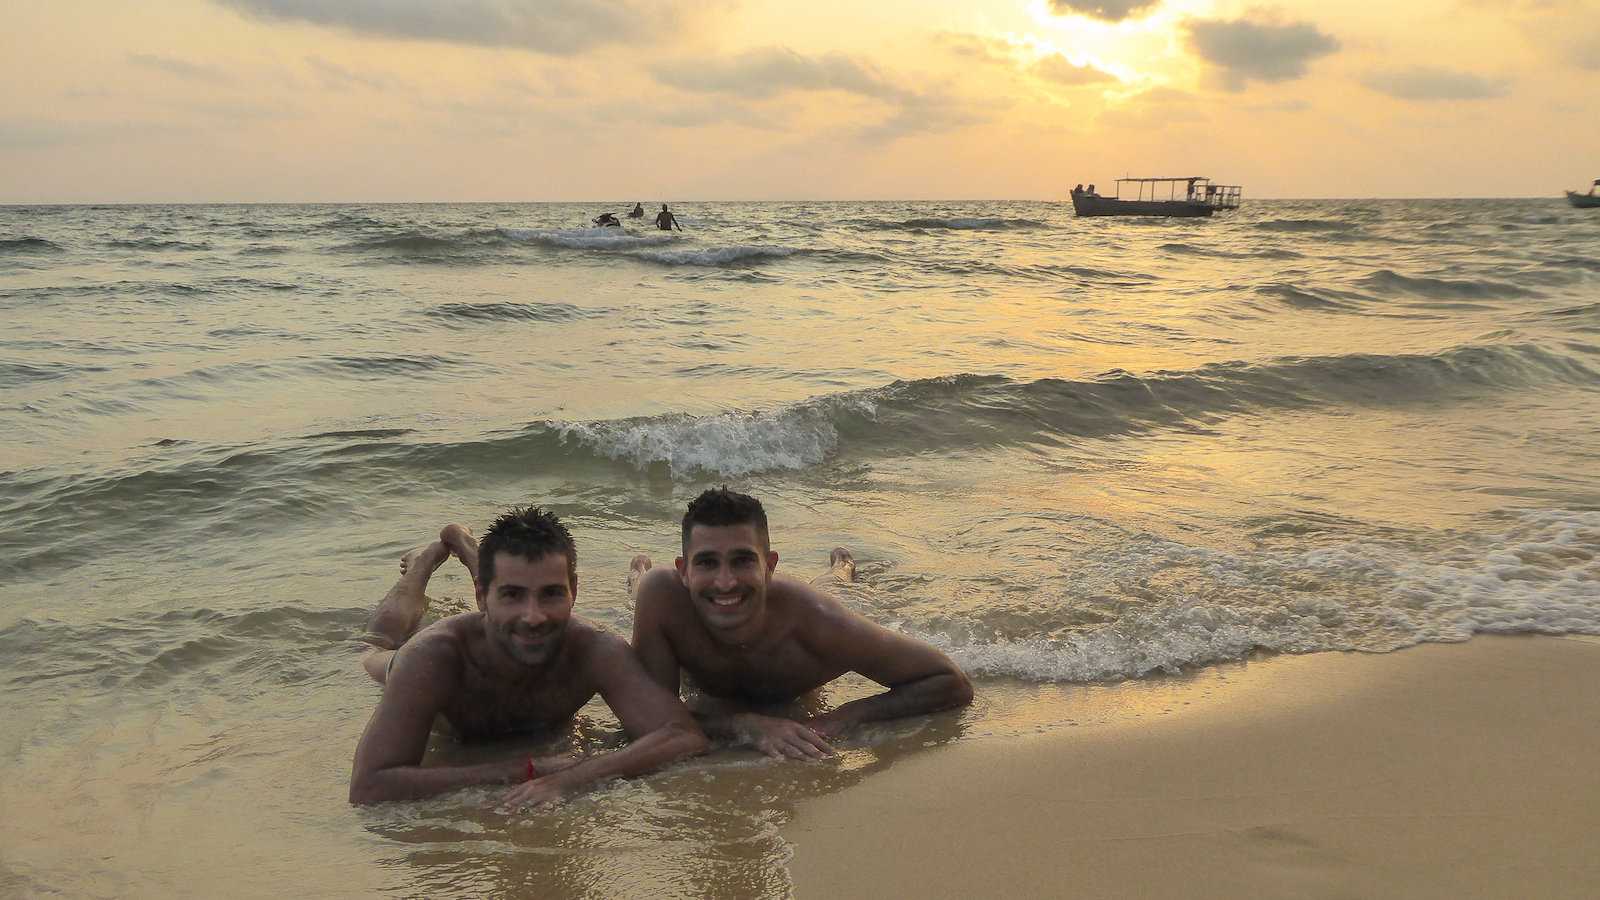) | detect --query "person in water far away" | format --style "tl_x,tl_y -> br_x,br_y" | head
628,202 -> 645,218
630,488 -> 973,759
654,204 -> 682,231
350,507 -> 707,806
